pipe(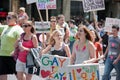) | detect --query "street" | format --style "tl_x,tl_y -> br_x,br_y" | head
8,61 -> 116,80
